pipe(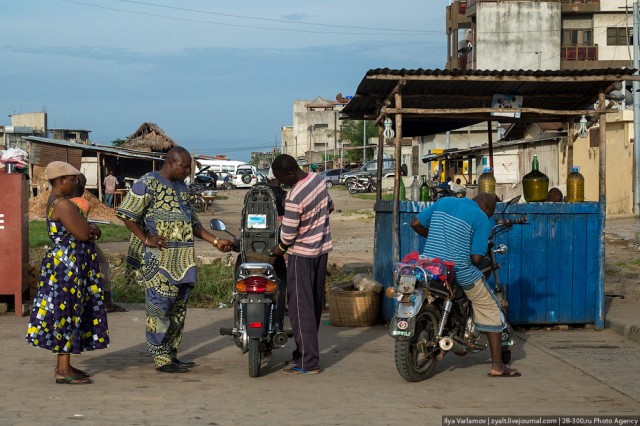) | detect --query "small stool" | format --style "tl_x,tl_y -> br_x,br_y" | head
202,195 -> 216,213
